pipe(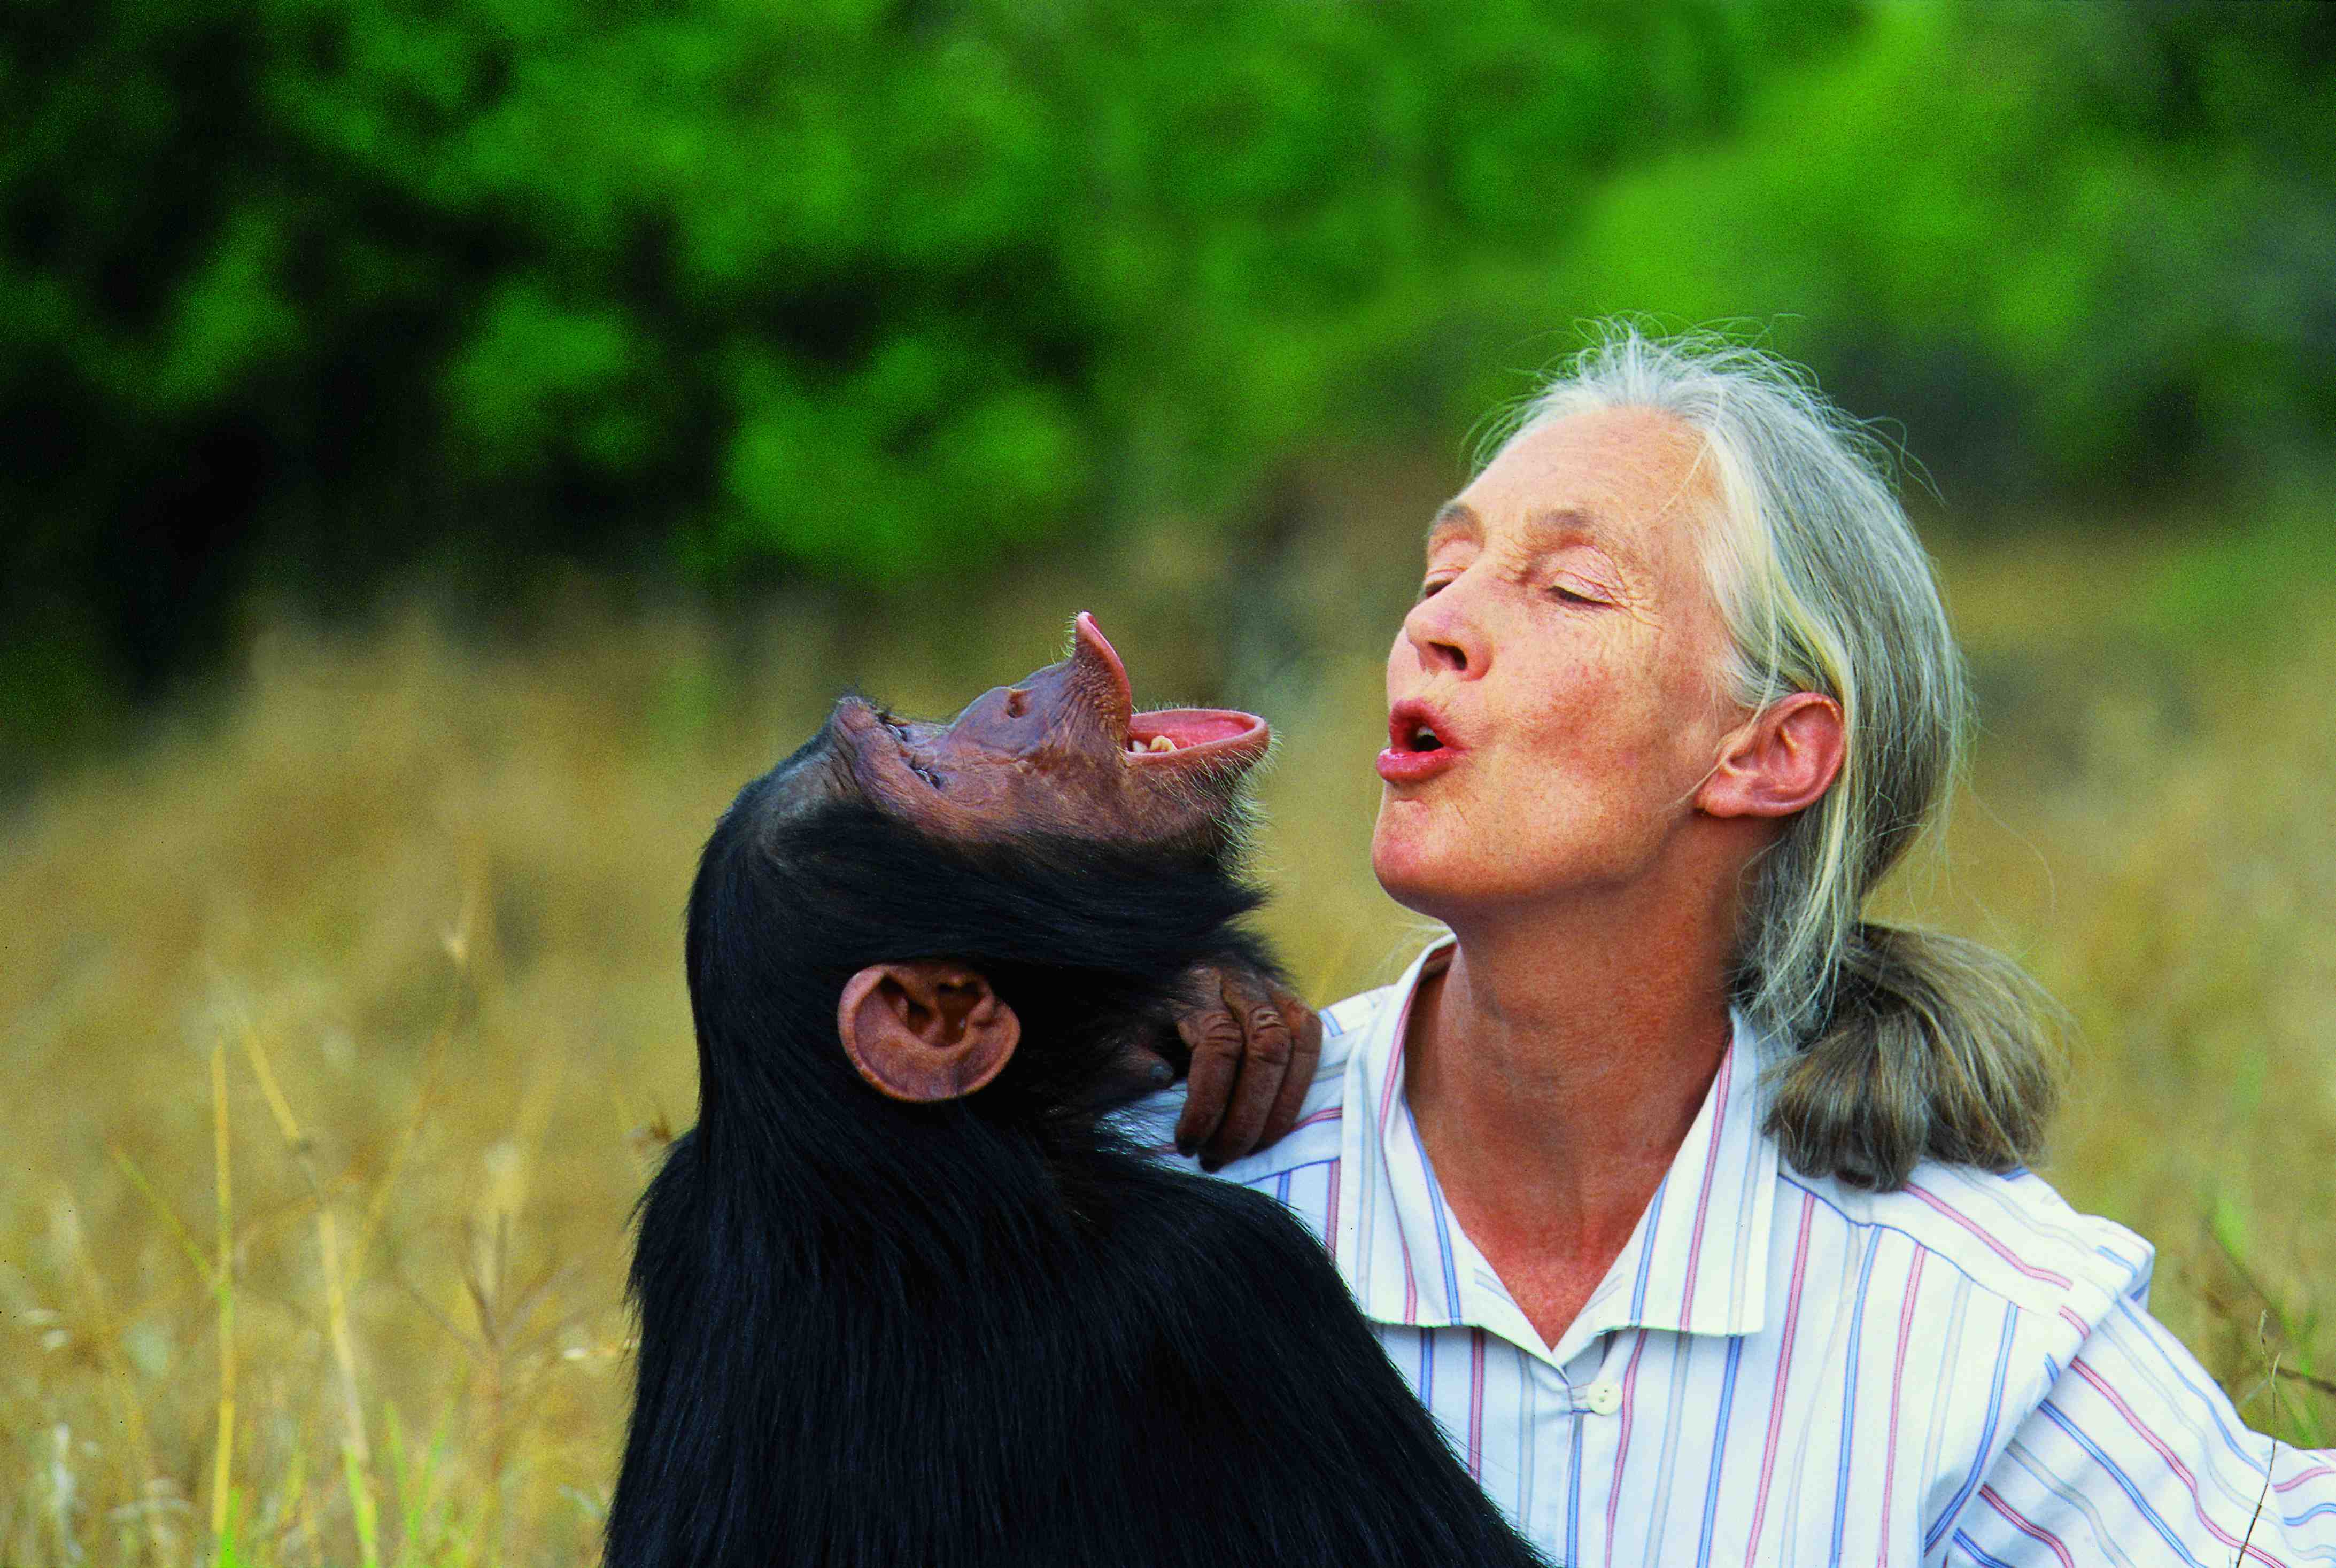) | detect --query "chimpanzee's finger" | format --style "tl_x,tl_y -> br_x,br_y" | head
1198,968 -> 1295,1170
1173,968 -> 1243,1156
1255,987 -> 1322,1150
